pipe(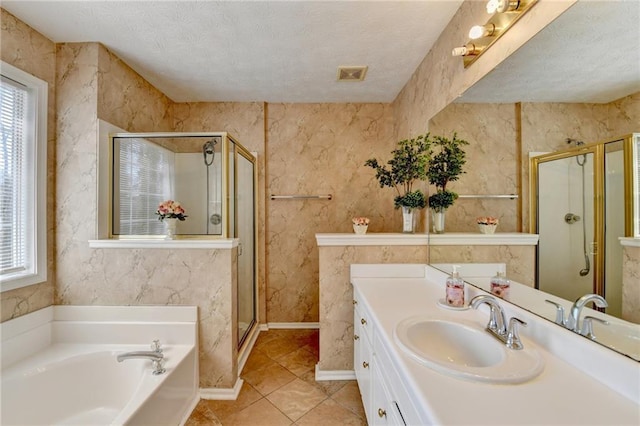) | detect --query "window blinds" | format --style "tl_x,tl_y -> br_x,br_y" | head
0,76 -> 28,275
115,138 -> 173,235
